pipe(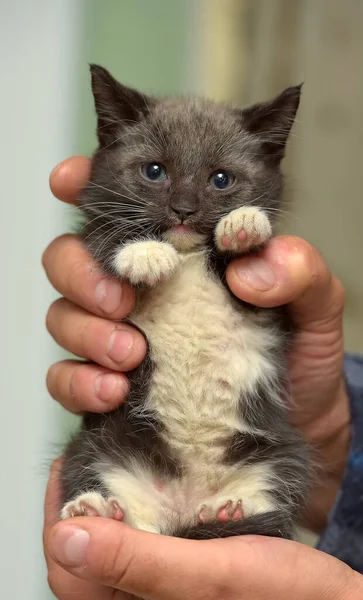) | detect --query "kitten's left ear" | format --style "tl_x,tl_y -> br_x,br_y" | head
240,84 -> 302,161
90,64 -> 156,147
